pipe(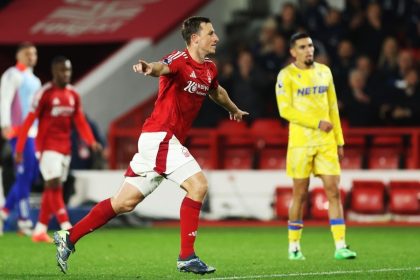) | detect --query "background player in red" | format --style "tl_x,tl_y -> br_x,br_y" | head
53,16 -> 248,275
16,56 -> 100,243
